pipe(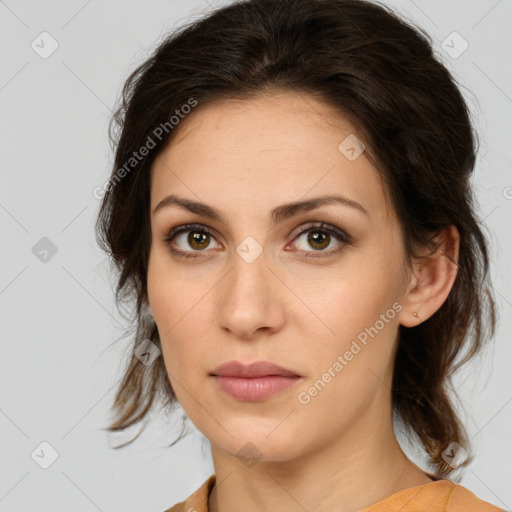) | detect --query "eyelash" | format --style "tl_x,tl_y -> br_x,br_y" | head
163,222 -> 352,260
